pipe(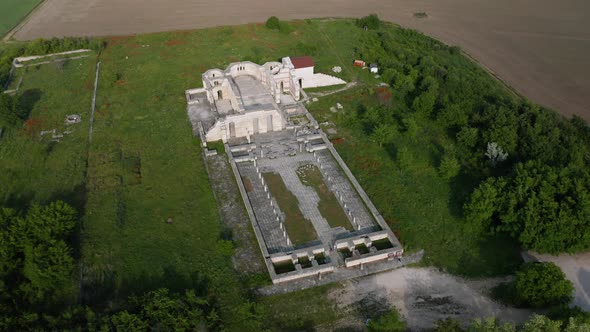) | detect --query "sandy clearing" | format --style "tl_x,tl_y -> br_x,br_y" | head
330,267 -> 532,330
526,251 -> 590,311
11,0 -> 590,121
